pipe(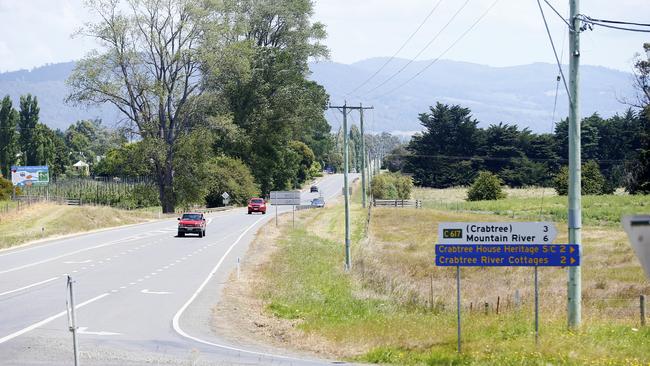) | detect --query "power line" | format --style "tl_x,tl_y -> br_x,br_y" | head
364,0 -> 473,95
581,15 -> 650,28
536,0 -> 572,106
375,0 -> 500,98
579,16 -> 650,33
345,0 -> 445,97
